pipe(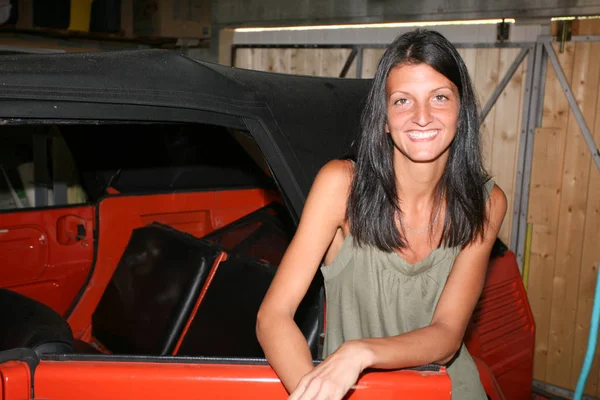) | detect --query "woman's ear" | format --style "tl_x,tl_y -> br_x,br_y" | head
385,122 -> 390,134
